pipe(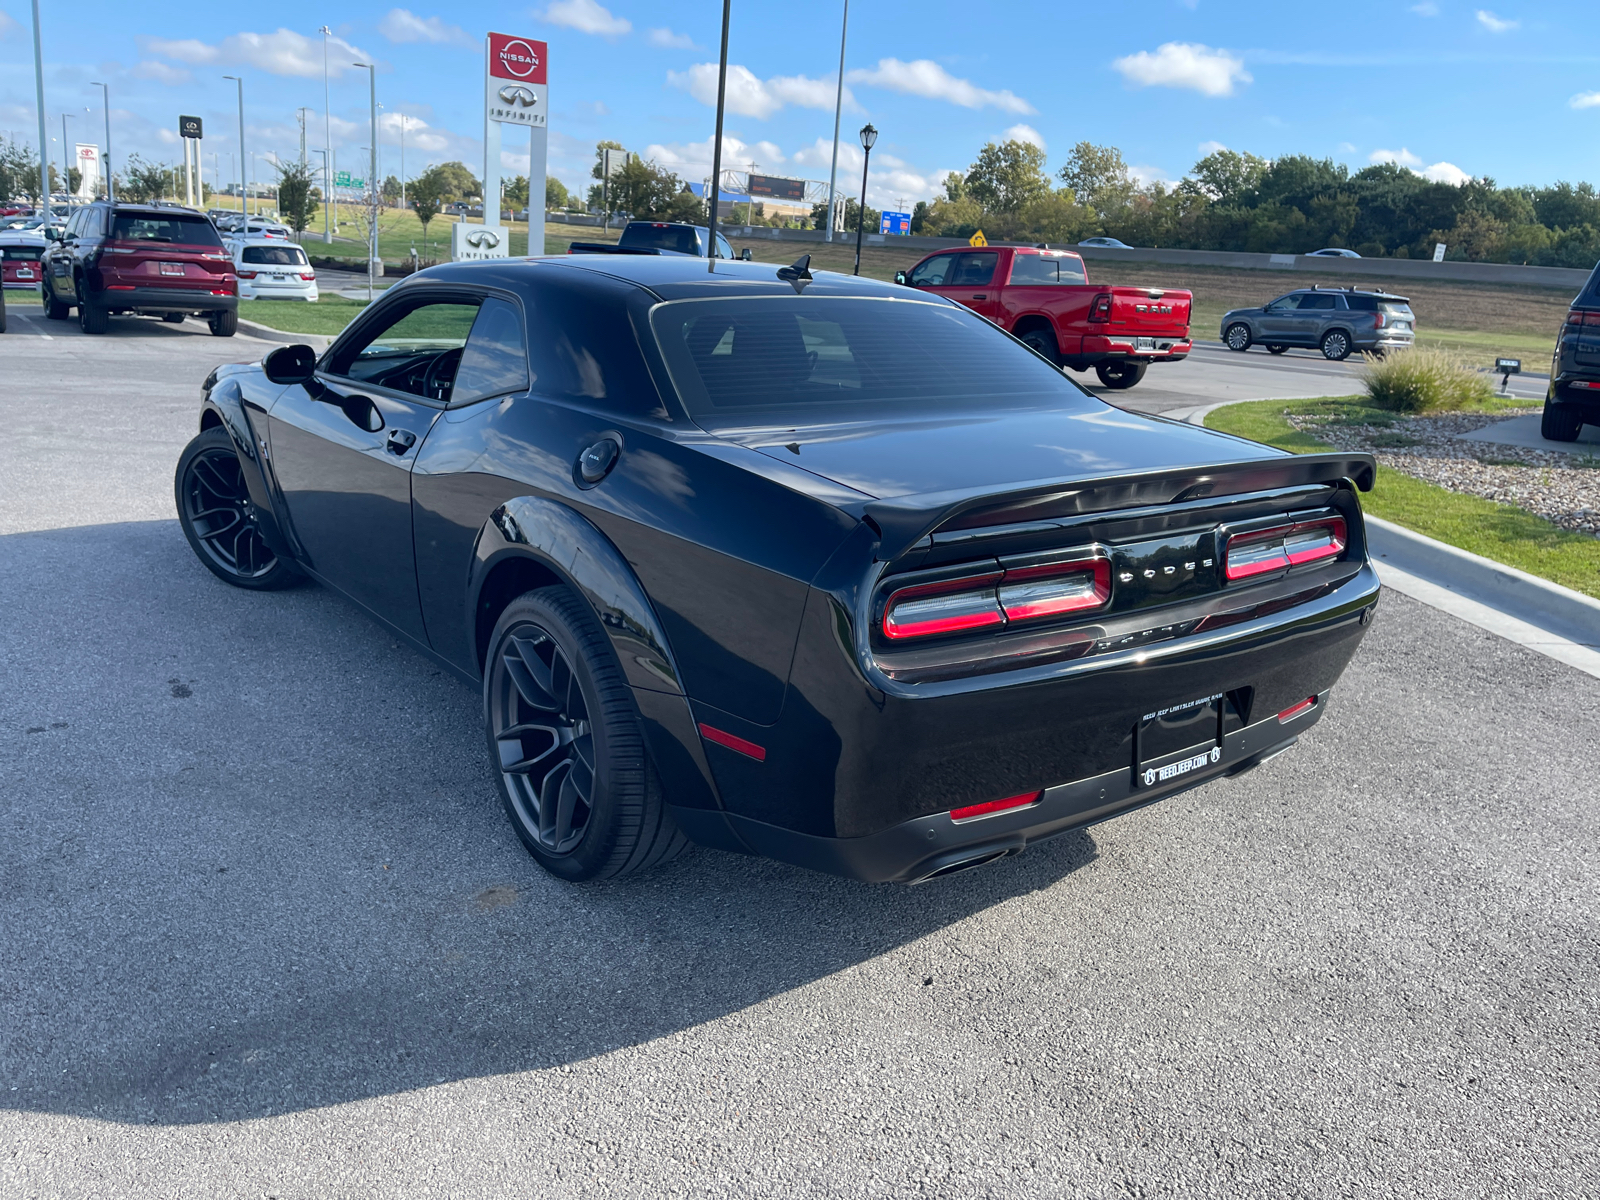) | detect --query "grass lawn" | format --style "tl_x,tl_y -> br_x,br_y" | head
1206,395 -> 1600,599
238,295 -> 368,336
